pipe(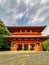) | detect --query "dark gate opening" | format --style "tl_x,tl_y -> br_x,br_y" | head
17,44 -> 22,50
24,44 -> 28,50
30,44 -> 34,50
